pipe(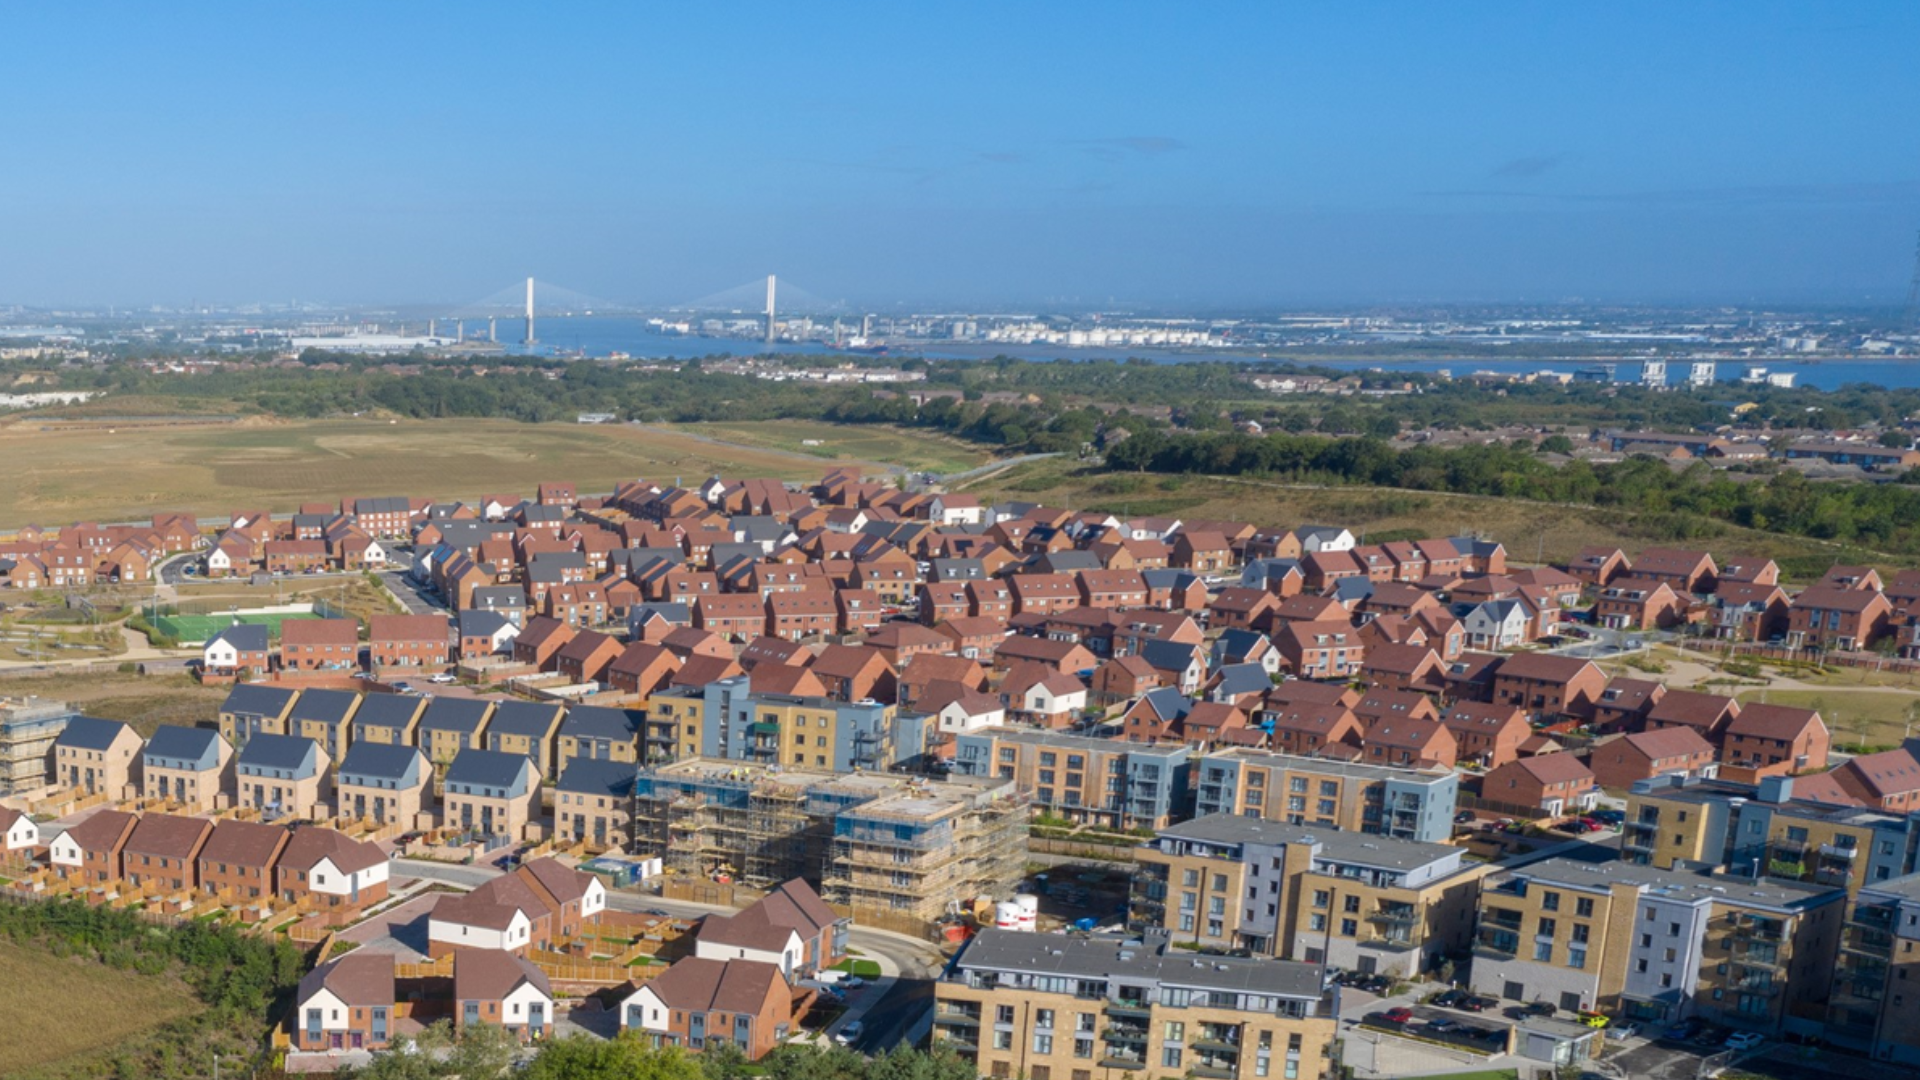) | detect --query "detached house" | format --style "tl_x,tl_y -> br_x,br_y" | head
49,808 -> 137,882
203,623 -> 271,677
295,952 -> 397,1052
